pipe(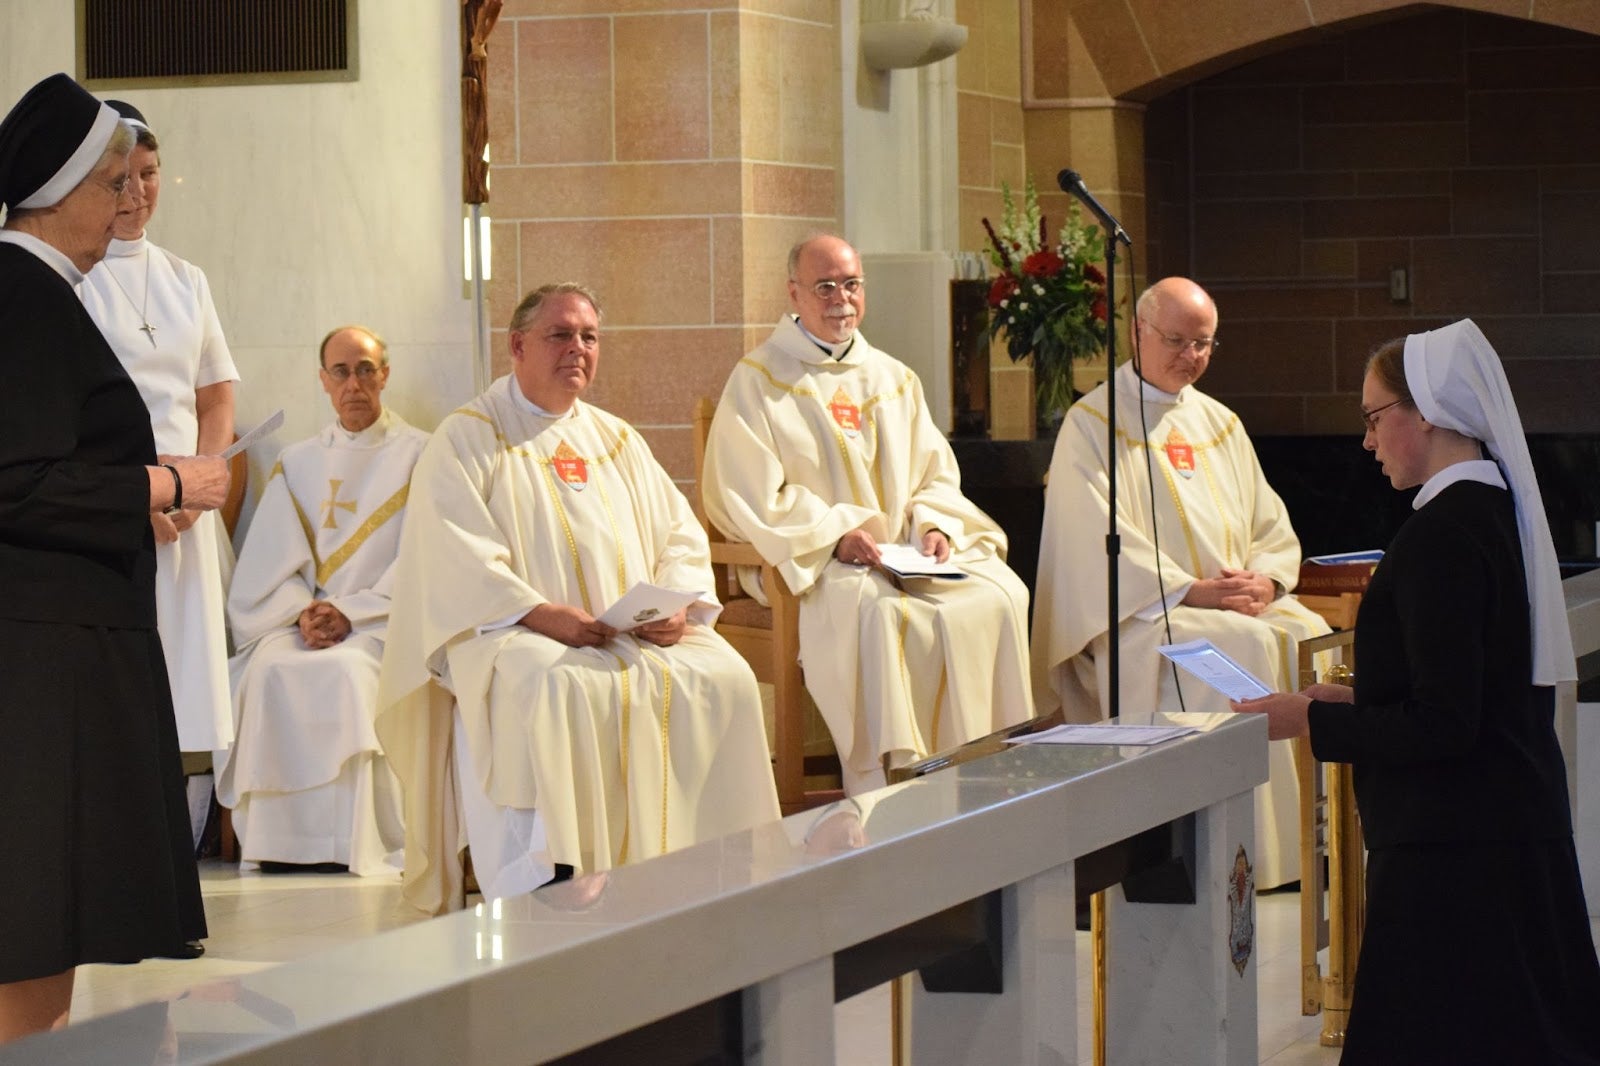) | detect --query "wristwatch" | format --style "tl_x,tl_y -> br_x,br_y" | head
161,463 -> 184,515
